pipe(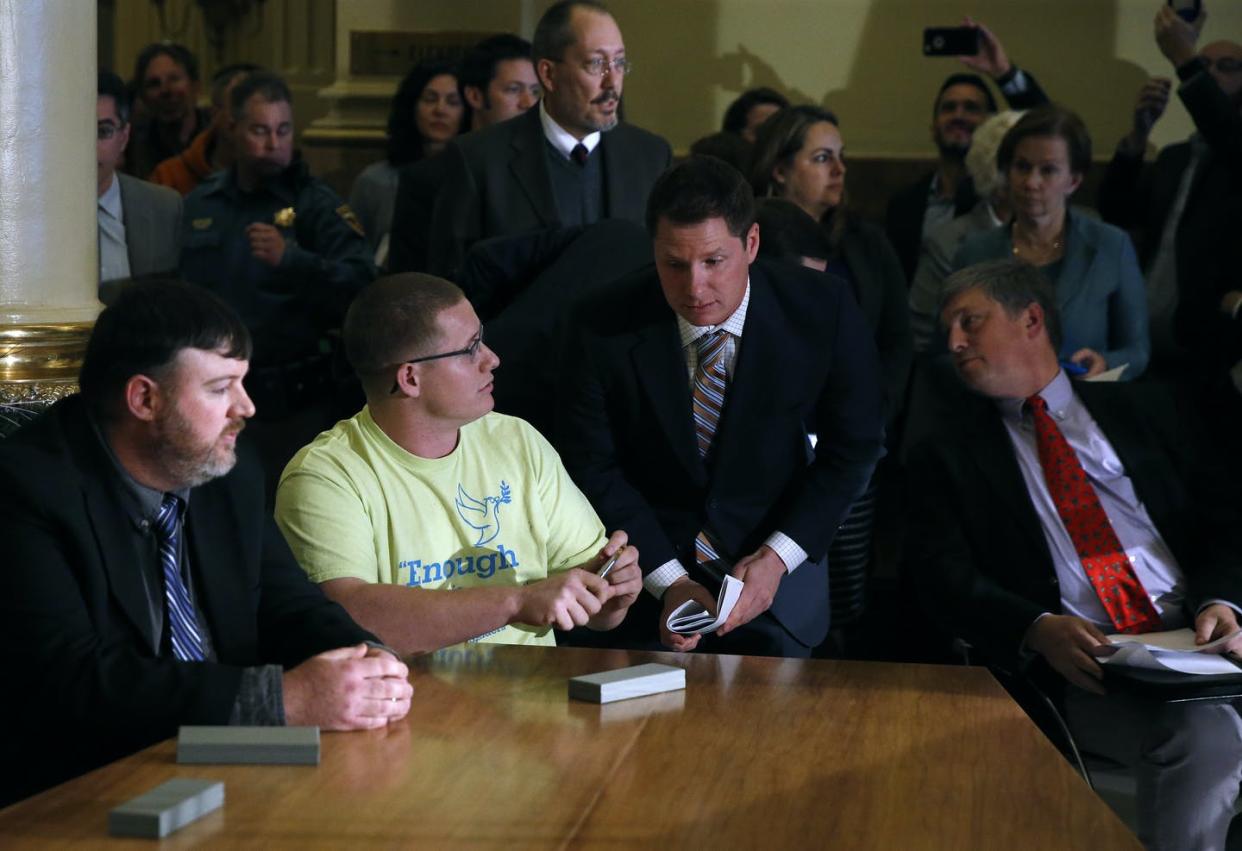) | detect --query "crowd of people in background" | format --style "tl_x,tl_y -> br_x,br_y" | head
20,0 -> 1242,844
